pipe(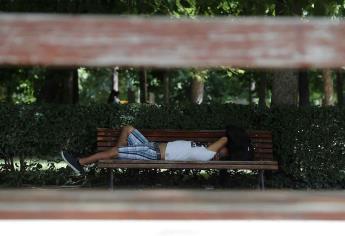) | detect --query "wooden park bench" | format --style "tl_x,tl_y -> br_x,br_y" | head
97,128 -> 278,190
